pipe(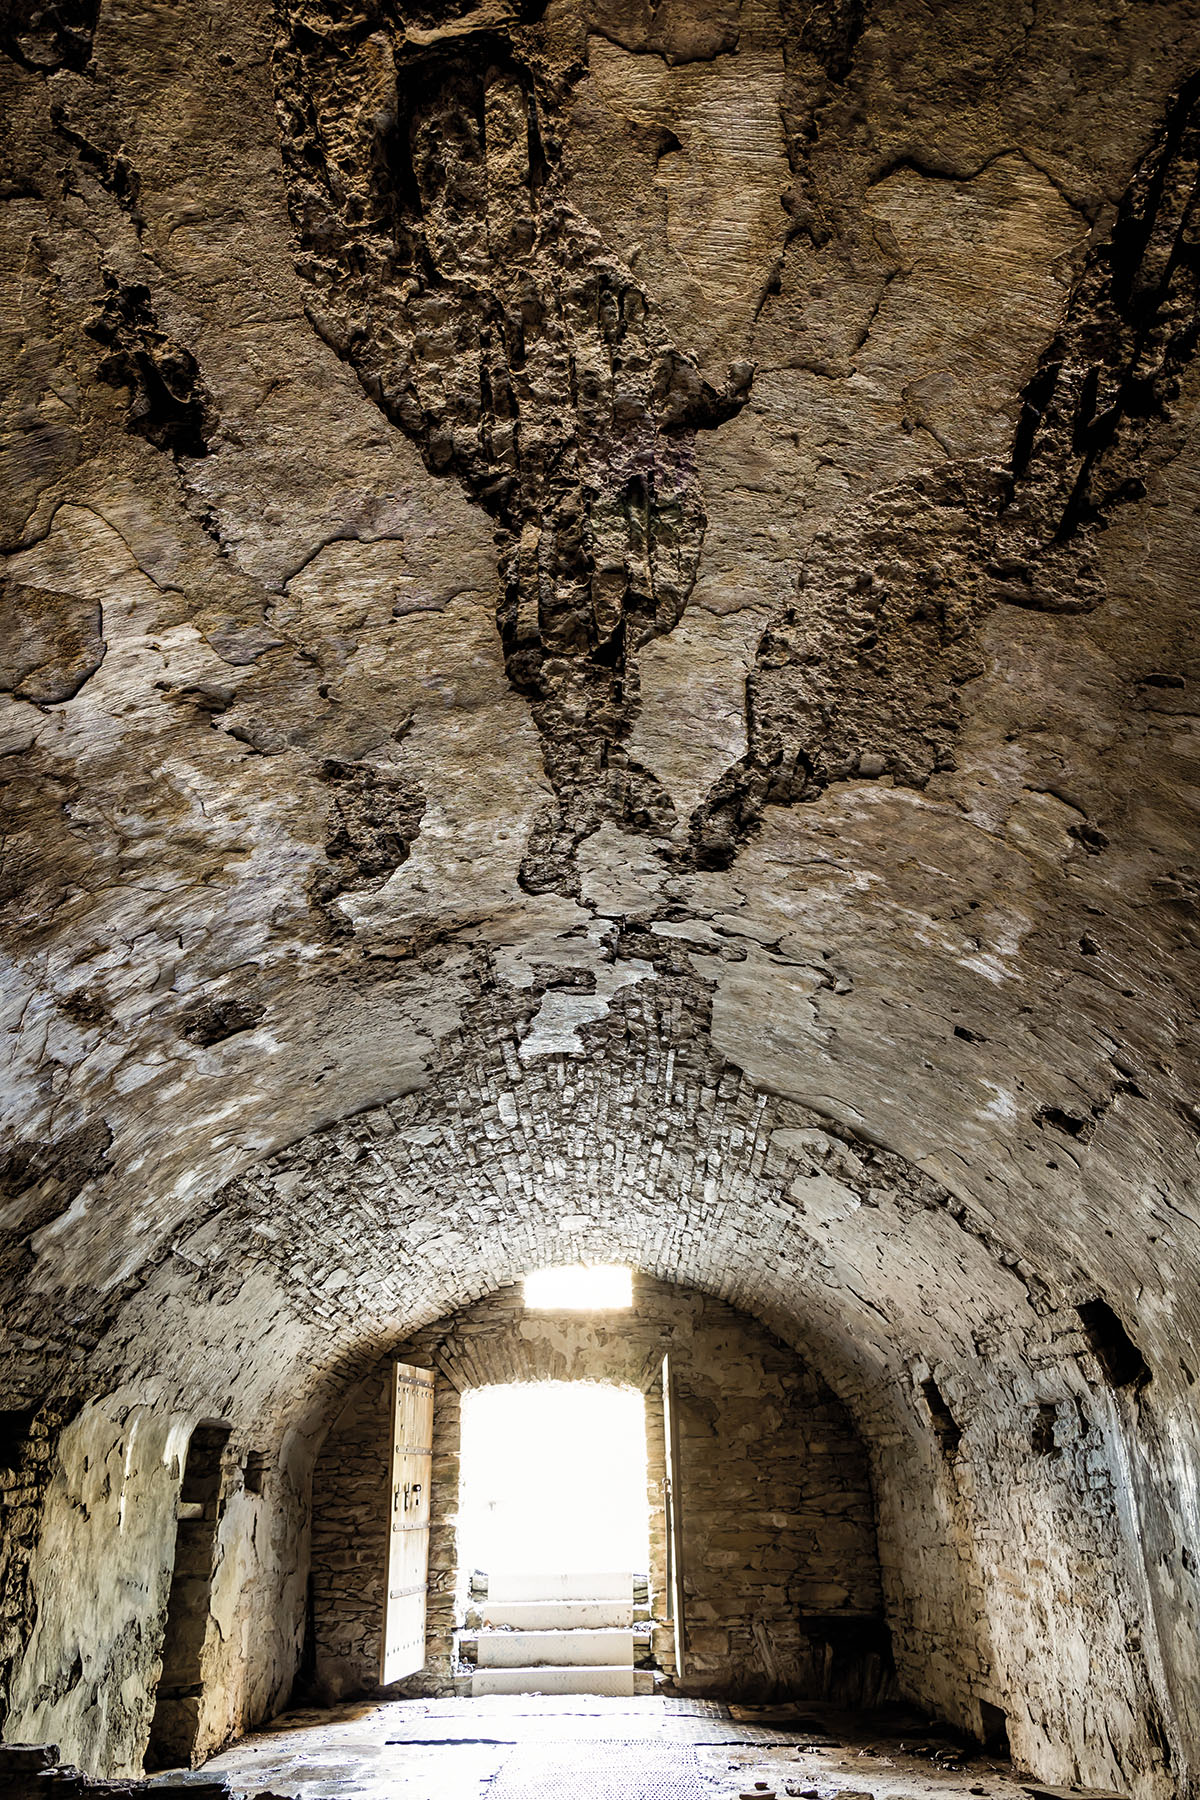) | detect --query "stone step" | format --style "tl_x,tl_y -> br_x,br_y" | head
485,1570 -> 634,1603
476,1628 -> 634,1669
471,1664 -> 637,1697
480,1598 -> 636,1629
